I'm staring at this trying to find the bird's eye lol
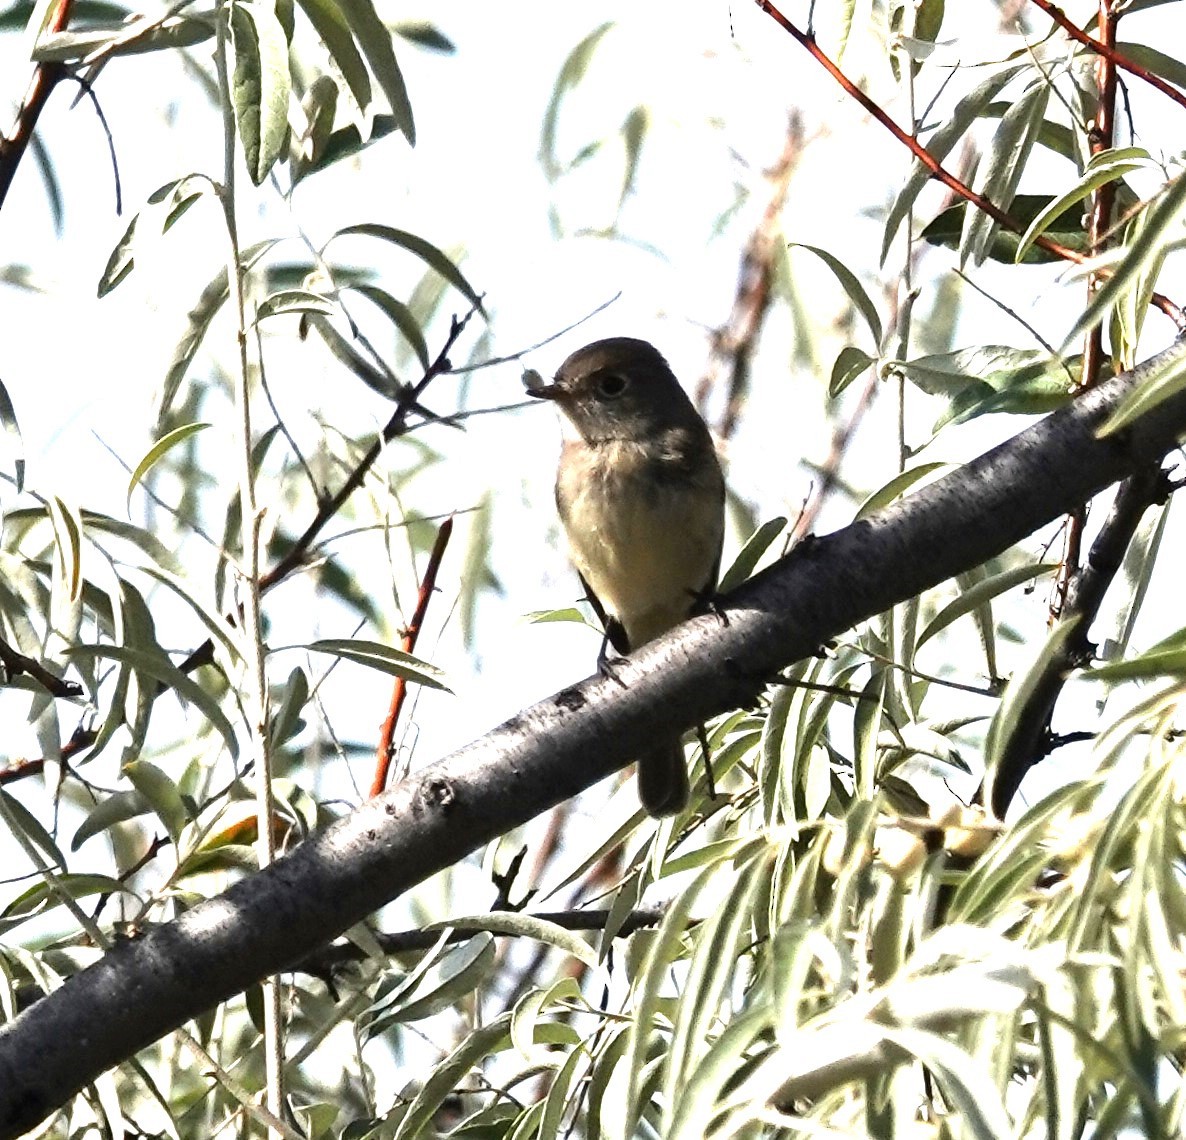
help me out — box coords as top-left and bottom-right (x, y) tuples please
(597, 373), (629, 399)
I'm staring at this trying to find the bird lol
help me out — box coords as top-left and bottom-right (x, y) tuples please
(529, 337), (726, 816)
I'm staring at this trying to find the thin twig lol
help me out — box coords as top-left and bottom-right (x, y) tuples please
(370, 515), (454, 797)
(751, 0), (1185, 330)
(1054, 1), (1120, 621)
(1028, 0), (1186, 114)
(0, 0), (72, 211)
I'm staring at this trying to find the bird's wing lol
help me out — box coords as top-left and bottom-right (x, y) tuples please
(578, 571), (631, 655)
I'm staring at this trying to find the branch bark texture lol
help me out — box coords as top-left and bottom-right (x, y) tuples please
(1, 337), (1185, 1136)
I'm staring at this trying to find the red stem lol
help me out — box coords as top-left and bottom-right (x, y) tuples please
(370, 515), (454, 797)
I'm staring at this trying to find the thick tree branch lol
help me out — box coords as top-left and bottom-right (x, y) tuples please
(1, 337), (1185, 1137)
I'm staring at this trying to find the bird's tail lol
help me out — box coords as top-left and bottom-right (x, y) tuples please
(637, 739), (690, 817)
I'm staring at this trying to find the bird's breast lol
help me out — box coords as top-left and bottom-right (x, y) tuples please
(556, 439), (723, 648)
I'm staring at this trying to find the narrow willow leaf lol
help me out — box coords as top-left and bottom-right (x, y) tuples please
(65, 643), (240, 758)
(292, 0), (369, 111)
(71, 790), (151, 851)
(1015, 149), (1151, 262)
(856, 463), (948, 519)
(540, 22), (613, 180)
(963, 80), (1050, 266)
(160, 239), (274, 425)
(34, 14), (213, 62)
(254, 289), (336, 321)
(718, 516), (787, 593)
(662, 854), (769, 1127)
(670, 1008), (770, 1140)
(365, 935), (495, 1032)
(790, 243), (883, 346)
(917, 563), (1057, 650)
(882, 63), (1025, 263)
(333, 0), (414, 143)
(349, 283), (429, 367)
(0, 378), (23, 492)
(1063, 171), (1186, 352)
(123, 759), (188, 842)
(853, 669), (886, 799)
(228, 0), (290, 185)
(2, 871), (133, 919)
(47, 495), (82, 602)
(0, 788), (67, 870)
(1097, 343), (1186, 437)
(829, 344), (875, 398)
(881, 1027), (1013, 1139)
(97, 177), (209, 296)
(538, 1041), (586, 1138)
(438, 913), (597, 967)
(391, 1014), (513, 1140)
(1115, 41), (1186, 91)
(332, 223), (481, 310)
(525, 606), (590, 626)
(511, 977), (583, 1058)
(302, 637), (450, 692)
(983, 621), (1080, 805)
(126, 422), (210, 511)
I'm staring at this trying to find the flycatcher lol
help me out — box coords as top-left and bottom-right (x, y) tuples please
(529, 337), (725, 816)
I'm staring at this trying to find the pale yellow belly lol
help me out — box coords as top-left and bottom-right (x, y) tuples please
(559, 443), (722, 648)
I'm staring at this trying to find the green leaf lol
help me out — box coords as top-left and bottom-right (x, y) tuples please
(525, 606), (590, 626)
(363, 934), (496, 1034)
(0, 377), (25, 492)
(292, 115), (404, 181)
(1115, 41), (1186, 93)
(71, 790), (152, 851)
(393, 21), (454, 53)
(301, 638), (450, 692)
(64, 643), (240, 759)
(333, 0), (414, 143)
(882, 63), (1026, 263)
(292, 0), (369, 111)
(1015, 149), (1152, 262)
(1063, 171), (1186, 352)
(790, 243), (882, 346)
(47, 495), (82, 602)
(229, 0), (290, 185)
(391, 1014), (514, 1140)
(126, 422), (211, 511)
(983, 620), (1080, 804)
(540, 22), (613, 180)
(922, 193), (1089, 264)
(331, 223), (482, 311)
(719, 517), (787, 593)
(829, 344), (875, 398)
(917, 563), (1057, 650)
(98, 177), (210, 297)
(254, 289), (336, 321)
(349, 283), (428, 368)
(122, 760), (189, 843)
(856, 463), (948, 520)
(962, 80), (1050, 266)
(2, 873), (133, 919)
(437, 912), (597, 968)
(160, 240), (275, 426)
(1096, 338), (1186, 437)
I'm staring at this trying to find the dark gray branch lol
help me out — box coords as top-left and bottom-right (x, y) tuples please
(990, 462), (1173, 815)
(1, 337), (1185, 1137)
